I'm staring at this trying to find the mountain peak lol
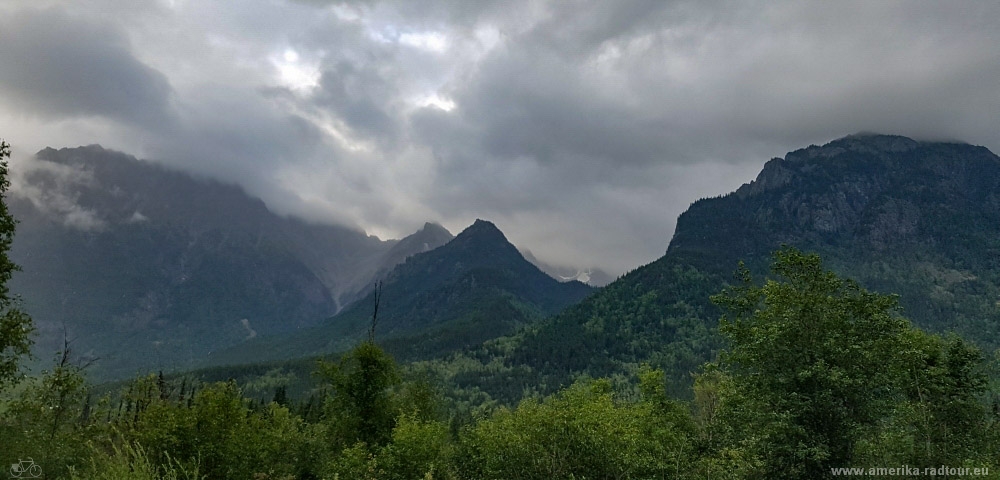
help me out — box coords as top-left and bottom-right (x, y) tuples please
(785, 133), (920, 162)
(420, 222), (451, 237)
(391, 222), (452, 252)
(431, 219), (524, 267)
(457, 219), (507, 241)
(735, 134), (994, 199)
(677, 135), (1000, 268)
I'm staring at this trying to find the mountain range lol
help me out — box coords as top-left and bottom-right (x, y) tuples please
(10, 134), (1000, 395)
(425, 134), (1000, 402)
(8, 146), (455, 378)
(208, 219), (593, 366)
(8, 145), (599, 379)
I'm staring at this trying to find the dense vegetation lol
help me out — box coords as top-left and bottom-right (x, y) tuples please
(3, 246), (998, 479)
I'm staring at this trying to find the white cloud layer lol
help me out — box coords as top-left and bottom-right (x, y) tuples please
(3, 0), (1000, 273)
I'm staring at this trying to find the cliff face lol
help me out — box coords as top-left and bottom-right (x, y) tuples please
(672, 134), (1000, 266)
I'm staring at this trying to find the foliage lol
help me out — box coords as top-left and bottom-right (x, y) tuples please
(706, 247), (998, 478)
(0, 346), (94, 478)
(125, 378), (319, 479)
(0, 140), (33, 392)
(318, 340), (402, 448)
(69, 442), (200, 480)
(456, 377), (694, 479)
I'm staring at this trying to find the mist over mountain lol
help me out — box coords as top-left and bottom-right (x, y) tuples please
(7, 145), (452, 378)
(519, 249), (615, 287)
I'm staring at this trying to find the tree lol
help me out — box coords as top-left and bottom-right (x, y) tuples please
(319, 285), (402, 449)
(457, 378), (695, 480)
(318, 340), (401, 448)
(710, 247), (910, 478)
(0, 139), (33, 391)
(1, 338), (91, 478)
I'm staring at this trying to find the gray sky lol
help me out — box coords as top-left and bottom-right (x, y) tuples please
(2, 0), (1000, 274)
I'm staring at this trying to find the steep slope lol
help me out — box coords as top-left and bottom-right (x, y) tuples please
(336, 222), (455, 308)
(208, 219), (594, 365)
(668, 133), (1000, 339)
(8, 145), (450, 379)
(446, 134), (1000, 401)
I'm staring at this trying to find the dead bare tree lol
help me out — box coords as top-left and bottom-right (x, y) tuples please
(368, 280), (383, 343)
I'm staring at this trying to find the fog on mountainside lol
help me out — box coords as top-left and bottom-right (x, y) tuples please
(7, 145), (453, 379)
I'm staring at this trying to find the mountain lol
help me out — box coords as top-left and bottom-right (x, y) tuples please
(336, 222), (454, 308)
(441, 134), (1000, 402)
(7, 145), (451, 379)
(207, 219), (594, 365)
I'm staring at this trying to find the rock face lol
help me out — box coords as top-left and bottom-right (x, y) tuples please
(7, 145), (451, 379)
(671, 134), (1000, 268)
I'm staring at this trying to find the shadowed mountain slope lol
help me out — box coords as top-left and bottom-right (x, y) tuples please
(442, 134), (1000, 401)
(8, 145), (451, 379)
(208, 219), (593, 365)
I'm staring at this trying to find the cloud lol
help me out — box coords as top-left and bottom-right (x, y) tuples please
(9, 155), (107, 231)
(4, 0), (1000, 273)
(0, 7), (174, 128)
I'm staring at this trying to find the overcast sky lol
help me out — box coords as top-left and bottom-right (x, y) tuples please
(2, 0), (1000, 274)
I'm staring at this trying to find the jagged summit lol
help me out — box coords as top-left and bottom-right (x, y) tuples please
(784, 133), (920, 162)
(405, 222), (453, 246)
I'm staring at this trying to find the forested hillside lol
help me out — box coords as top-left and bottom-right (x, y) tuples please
(4, 249), (996, 479)
(430, 134), (1000, 401)
(207, 219), (592, 366)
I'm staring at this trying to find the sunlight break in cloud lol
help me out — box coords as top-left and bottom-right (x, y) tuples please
(272, 48), (320, 93)
(4, 1), (1000, 275)
(420, 94), (456, 112)
(399, 31), (449, 53)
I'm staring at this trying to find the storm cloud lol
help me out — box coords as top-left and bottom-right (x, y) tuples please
(0, 7), (173, 127)
(2, 0), (1000, 273)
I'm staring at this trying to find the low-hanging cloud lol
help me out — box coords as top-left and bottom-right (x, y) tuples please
(3, 0), (1000, 273)
(9, 155), (108, 231)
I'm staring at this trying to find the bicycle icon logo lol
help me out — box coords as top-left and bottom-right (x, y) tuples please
(9, 458), (41, 478)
